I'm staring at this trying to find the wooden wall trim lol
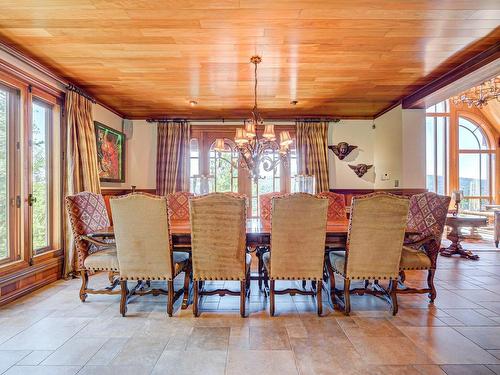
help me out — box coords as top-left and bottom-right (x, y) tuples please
(0, 255), (63, 307)
(330, 188), (427, 195)
(402, 42), (500, 110)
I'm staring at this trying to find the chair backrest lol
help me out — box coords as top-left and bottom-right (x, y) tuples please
(345, 193), (409, 280)
(270, 193), (328, 280)
(110, 193), (174, 280)
(259, 192), (286, 226)
(65, 191), (110, 271)
(317, 191), (347, 220)
(166, 191), (194, 221)
(406, 192), (451, 267)
(190, 193), (247, 281)
(407, 192), (451, 245)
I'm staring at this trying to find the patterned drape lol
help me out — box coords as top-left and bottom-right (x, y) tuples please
(156, 120), (191, 195)
(64, 90), (101, 277)
(296, 121), (330, 193)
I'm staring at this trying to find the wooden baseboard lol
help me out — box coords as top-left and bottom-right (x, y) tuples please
(0, 255), (63, 307)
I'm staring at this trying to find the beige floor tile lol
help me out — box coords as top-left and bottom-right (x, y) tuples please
(79, 316), (145, 338)
(151, 350), (226, 375)
(85, 338), (128, 366)
(348, 336), (434, 365)
(488, 365), (500, 374)
(413, 364), (447, 375)
(111, 337), (167, 367)
(339, 316), (405, 338)
(442, 309), (499, 326)
(400, 327), (500, 364)
(75, 365), (152, 375)
(0, 350), (31, 373)
(16, 350), (53, 366)
(249, 326), (290, 350)
(391, 309), (447, 327)
(3, 366), (81, 375)
(186, 327), (230, 351)
(226, 350), (298, 375)
(42, 337), (107, 365)
(440, 364), (496, 375)
(455, 327), (500, 350)
(0, 318), (90, 351)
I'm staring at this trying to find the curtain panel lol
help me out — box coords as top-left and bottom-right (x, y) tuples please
(63, 90), (101, 277)
(156, 120), (191, 195)
(296, 121), (330, 193)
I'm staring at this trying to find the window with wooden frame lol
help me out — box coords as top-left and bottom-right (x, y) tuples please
(425, 99), (498, 211)
(0, 70), (62, 272)
(190, 125), (296, 217)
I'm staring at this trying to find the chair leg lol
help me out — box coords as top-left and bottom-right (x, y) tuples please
(167, 280), (174, 317)
(193, 280), (199, 317)
(390, 279), (399, 316)
(182, 263), (192, 309)
(428, 269), (437, 303)
(326, 260), (337, 309)
(270, 280), (275, 317)
(344, 279), (351, 316)
(120, 280), (128, 317)
(302, 280), (307, 289)
(399, 270), (406, 283)
(108, 271), (115, 285)
(240, 280), (246, 318)
(257, 251), (263, 291)
(79, 270), (89, 302)
(317, 280), (323, 316)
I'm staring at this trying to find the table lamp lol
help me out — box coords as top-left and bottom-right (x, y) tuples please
(451, 190), (464, 216)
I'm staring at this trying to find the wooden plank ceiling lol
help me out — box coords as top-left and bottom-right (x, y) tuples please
(0, 0), (499, 119)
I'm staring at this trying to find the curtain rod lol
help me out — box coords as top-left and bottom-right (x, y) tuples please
(66, 83), (96, 103)
(146, 117), (341, 123)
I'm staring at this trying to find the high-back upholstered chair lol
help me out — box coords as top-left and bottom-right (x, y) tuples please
(263, 194), (328, 316)
(317, 191), (347, 220)
(66, 191), (120, 302)
(189, 193), (250, 317)
(326, 193), (409, 315)
(110, 193), (190, 317)
(259, 192), (286, 227)
(166, 191), (194, 221)
(398, 192), (451, 302)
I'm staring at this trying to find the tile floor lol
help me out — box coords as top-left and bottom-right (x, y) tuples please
(1, 240), (500, 374)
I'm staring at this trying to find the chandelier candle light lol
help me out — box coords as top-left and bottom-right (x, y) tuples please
(451, 76), (500, 108)
(214, 56), (292, 184)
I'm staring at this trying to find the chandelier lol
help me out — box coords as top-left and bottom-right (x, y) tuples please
(214, 56), (292, 184)
(451, 76), (500, 108)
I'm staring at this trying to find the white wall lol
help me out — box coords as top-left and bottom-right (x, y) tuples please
(328, 120), (375, 189)
(402, 109), (426, 188)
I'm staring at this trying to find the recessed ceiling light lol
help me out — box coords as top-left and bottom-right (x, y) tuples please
(189, 100), (198, 106)
(290, 100), (298, 105)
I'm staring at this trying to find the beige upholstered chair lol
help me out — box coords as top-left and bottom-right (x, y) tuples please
(189, 193), (250, 317)
(263, 193), (328, 316)
(66, 192), (120, 302)
(110, 193), (191, 317)
(326, 193), (409, 316)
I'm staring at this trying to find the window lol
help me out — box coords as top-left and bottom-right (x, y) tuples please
(31, 100), (51, 253)
(209, 139), (238, 193)
(250, 143), (281, 217)
(458, 117), (494, 211)
(426, 100), (449, 195)
(189, 138), (199, 193)
(0, 84), (19, 263)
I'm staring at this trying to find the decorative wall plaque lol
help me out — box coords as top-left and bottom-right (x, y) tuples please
(348, 164), (373, 178)
(328, 142), (357, 160)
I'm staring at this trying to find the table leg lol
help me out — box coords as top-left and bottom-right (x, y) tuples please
(440, 226), (479, 260)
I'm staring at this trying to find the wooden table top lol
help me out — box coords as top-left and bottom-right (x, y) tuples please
(89, 218), (419, 238)
(446, 215), (488, 226)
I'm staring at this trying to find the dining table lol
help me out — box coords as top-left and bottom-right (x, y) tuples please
(88, 218), (353, 248)
(87, 218), (419, 309)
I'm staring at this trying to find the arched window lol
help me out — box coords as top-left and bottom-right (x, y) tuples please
(458, 117), (495, 211)
(209, 139), (238, 193)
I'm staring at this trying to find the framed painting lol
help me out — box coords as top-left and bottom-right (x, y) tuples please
(95, 121), (125, 182)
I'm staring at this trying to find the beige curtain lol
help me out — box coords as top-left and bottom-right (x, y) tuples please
(296, 121), (330, 193)
(63, 90), (101, 277)
(156, 121), (191, 195)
